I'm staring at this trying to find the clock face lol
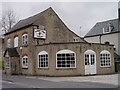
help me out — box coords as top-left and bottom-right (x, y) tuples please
(34, 29), (46, 39)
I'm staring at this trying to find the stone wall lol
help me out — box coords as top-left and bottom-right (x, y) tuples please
(34, 42), (115, 76)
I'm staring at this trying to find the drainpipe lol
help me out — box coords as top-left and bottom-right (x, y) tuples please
(99, 35), (102, 44)
(19, 47), (22, 75)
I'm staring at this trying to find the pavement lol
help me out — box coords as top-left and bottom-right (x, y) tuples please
(2, 72), (119, 88)
(35, 74), (119, 86)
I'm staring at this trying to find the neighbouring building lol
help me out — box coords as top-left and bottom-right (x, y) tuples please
(3, 7), (115, 76)
(84, 19), (120, 61)
(84, 4), (120, 62)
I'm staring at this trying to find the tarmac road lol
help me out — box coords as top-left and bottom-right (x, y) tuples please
(2, 73), (118, 89)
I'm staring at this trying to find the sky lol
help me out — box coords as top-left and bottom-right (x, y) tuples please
(0, 1), (119, 37)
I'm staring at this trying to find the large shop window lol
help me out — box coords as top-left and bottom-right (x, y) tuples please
(100, 50), (111, 67)
(56, 50), (76, 68)
(7, 38), (11, 48)
(38, 51), (48, 68)
(22, 56), (28, 68)
(22, 33), (28, 46)
(14, 36), (18, 47)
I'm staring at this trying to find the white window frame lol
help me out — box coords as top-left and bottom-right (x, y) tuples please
(22, 34), (28, 46)
(7, 38), (11, 48)
(22, 56), (28, 68)
(100, 50), (111, 67)
(84, 50), (96, 65)
(5, 57), (10, 68)
(56, 49), (76, 69)
(103, 23), (113, 34)
(103, 28), (110, 34)
(73, 37), (80, 42)
(38, 51), (48, 68)
(14, 36), (18, 47)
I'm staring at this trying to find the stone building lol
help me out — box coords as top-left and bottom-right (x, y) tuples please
(3, 7), (115, 76)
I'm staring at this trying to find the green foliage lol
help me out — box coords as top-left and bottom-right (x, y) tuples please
(0, 60), (4, 70)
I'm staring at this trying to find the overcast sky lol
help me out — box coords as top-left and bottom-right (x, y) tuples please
(0, 2), (118, 37)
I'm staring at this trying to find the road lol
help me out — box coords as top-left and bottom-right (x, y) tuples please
(2, 74), (119, 89)
(2, 79), (118, 88)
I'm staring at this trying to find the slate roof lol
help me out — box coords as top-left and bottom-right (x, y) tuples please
(4, 7), (86, 43)
(5, 7), (51, 35)
(85, 19), (120, 37)
(4, 48), (19, 57)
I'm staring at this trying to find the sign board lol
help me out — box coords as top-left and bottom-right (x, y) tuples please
(34, 29), (46, 39)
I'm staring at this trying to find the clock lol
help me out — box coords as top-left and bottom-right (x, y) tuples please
(34, 29), (46, 39)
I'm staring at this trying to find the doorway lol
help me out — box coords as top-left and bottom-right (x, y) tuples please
(84, 50), (96, 75)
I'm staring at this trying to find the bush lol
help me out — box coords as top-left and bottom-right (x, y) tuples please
(0, 60), (4, 70)
(0, 61), (2, 69)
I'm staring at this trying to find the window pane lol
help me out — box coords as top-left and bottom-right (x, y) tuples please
(85, 54), (89, 65)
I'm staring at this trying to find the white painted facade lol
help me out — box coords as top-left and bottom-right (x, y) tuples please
(84, 32), (119, 55)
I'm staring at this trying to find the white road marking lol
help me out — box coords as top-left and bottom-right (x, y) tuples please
(2, 80), (14, 84)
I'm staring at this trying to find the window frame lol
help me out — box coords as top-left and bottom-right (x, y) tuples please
(22, 33), (28, 46)
(38, 51), (49, 68)
(84, 50), (96, 66)
(100, 50), (111, 67)
(103, 23), (113, 34)
(73, 37), (80, 42)
(56, 49), (76, 69)
(22, 55), (28, 68)
(7, 38), (11, 48)
(14, 36), (18, 47)
(103, 27), (110, 34)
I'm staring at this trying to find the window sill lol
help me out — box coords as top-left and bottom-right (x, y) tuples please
(5, 67), (10, 69)
(22, 45), (28, 47)
(56, 67), (76, 70)
(22, 67), (28, 69)
(37, 67), (49, 70)
(100, 66), (111, 68)
(14, 46), (18, 48)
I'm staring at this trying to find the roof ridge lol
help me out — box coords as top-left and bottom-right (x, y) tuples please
(97, 18), (118, 24)
(5, 7), (54, 35)
(19, 7), (53, 22)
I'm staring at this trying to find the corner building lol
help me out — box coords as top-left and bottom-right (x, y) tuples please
(3, 7), (115, 76)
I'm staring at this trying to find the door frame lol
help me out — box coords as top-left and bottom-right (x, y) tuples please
(84, 50), (97, 75)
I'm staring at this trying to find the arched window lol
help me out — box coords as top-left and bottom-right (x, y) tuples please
(14, 35), (18, 47)
(38, 51), (48, 68)
(100, 50), (111, 67)
(7, 38), (11, 48)
(56, 49), (76, 68)
(22, 55), (28, 68)
(22, 33), (28, 46)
